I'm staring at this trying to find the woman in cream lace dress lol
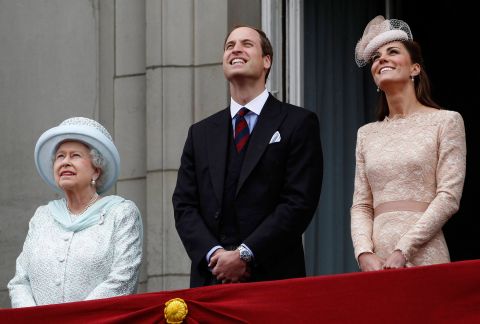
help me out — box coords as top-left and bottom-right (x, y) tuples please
(351, 16), (466, 271)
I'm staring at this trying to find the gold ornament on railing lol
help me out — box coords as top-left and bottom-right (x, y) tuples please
(164, 298), (188, 324)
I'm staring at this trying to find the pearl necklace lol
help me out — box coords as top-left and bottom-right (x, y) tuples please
(67, 192), (99, 217)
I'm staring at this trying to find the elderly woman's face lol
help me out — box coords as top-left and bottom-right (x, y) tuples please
(53, 141), (99, 192)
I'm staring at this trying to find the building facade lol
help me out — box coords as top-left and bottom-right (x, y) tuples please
(1, 0), (477, 309)
(0, 0), (265, 308)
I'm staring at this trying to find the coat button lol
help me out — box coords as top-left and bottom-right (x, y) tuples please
(55, 280), (62, 286)
(214, 211), (220, 219)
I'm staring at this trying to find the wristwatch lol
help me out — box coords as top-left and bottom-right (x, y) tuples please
(237, 245), (253, 263)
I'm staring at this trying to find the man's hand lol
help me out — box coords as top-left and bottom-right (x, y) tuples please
(211, 250), (250, 283)
(208, 248), (225, 269)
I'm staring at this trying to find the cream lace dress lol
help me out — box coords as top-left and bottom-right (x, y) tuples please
(351, 110), (466, 266)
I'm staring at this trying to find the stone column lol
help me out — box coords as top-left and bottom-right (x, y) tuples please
(145, 0), (228, 291)
(99, 0), (148, 292)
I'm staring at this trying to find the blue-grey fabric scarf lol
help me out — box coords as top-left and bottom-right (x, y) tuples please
(48, 195), (125, 232)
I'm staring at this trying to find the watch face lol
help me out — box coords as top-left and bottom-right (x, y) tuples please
(239, 248), (251, 262)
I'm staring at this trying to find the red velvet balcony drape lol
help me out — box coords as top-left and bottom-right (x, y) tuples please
(1, 259), (479, 323)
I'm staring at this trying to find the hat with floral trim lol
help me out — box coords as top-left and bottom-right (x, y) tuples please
(34, 117), (120, 194)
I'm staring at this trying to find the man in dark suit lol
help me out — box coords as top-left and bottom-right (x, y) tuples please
(172, 25), (323, 287)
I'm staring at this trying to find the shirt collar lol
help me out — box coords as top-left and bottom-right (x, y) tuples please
(230, 88), (269, 118)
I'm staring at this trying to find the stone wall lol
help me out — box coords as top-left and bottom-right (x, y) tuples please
(0, 0), (261, 308)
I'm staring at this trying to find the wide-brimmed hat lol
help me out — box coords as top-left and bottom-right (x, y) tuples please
(34, 117), (120, 194)
(355, 15), (413, 67)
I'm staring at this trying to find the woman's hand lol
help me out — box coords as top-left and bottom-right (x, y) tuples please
(358, 252), (384, 271)
(383, 250), (407, 269)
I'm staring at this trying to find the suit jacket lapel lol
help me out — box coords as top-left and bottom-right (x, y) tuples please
(236, 95), (287, 196)
(207, 108), (230, 204)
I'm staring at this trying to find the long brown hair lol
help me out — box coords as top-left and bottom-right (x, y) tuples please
(375, 40), (442, 121)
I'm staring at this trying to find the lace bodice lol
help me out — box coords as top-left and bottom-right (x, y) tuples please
(351, 110), (466, 263)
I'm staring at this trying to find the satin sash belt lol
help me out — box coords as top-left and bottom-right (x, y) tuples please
(374, 200), (429, 218)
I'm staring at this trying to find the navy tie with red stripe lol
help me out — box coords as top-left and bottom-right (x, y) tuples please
(234, 107), (250, 152)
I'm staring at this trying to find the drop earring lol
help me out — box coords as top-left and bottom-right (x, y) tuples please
(376, 86), (380, 92)
(91, 179), (96, 186)
(411, 76), (415, 82)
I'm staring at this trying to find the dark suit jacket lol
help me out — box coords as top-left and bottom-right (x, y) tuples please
(172, 94), (323, 287)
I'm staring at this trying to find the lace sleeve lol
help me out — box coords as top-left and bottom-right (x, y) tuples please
(395, 112), (466, 259)
(351, 126), (375, 260)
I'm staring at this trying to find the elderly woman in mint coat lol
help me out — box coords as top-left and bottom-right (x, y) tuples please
(8, 117), (143, 307)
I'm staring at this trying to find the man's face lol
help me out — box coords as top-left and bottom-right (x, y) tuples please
(223, 27), (271, 82)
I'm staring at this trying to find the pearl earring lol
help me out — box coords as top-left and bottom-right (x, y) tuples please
(411, 76), (415, 82)
(91, 179), (96, 186)
(376, 87), (380, 92)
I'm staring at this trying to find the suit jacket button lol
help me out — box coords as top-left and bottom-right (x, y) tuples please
(214, 211), (220, 219)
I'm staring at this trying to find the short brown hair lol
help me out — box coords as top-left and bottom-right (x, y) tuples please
(224, 25), (274, 83)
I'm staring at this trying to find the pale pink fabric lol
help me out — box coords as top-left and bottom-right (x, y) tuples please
(351, 110), (466, 266)
(374, 200), (429, 218)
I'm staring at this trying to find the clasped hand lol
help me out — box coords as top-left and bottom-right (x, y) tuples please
(209, 249), (251, 283)
(358, 250), (407, 271)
